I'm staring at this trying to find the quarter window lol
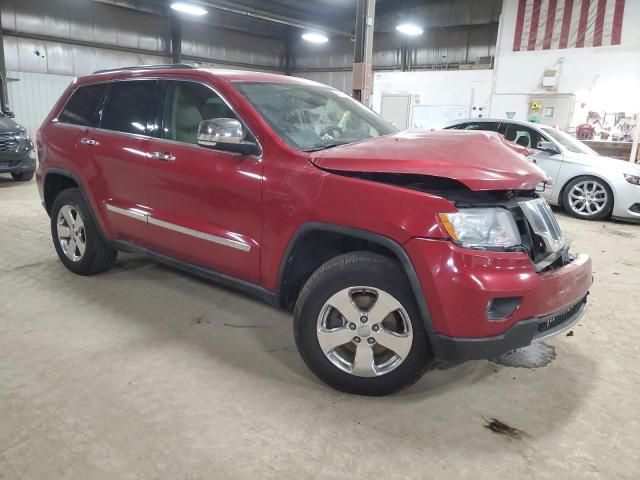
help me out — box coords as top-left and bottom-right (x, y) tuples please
(58, 84), (108, 127)
(100, 81), (158, 135)
(162, 81), (238, 145)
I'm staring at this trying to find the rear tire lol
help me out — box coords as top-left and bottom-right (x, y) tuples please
(562, 175), (613, 220)
(294, 252), (431, 396)
(50, 188), (117, 275)
(12, 171), (34, 182)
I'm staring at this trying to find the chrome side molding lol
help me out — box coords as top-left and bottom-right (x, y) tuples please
(105, 203), (250, 252)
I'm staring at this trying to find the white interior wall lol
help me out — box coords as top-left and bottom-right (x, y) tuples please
(490, 0), (640, 127)
(371, 69), (494, 128)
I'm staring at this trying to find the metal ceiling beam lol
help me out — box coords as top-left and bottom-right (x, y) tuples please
(196, 1), (353, 38)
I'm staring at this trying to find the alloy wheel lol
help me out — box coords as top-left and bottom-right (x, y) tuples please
(316, 286), (413, 377)
(568, 180), (608, 216)
(56, 205), (87, 262)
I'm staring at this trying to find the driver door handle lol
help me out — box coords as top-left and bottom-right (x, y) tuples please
(80, 137), (100, 146)
(149, 151), (176, 162)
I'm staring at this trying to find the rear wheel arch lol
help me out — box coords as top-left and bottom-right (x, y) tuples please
(276, 223), (435, 335)
(43, 168), (110, 241)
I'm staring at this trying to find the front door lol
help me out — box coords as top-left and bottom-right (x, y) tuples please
(501, 123), (563, 200)
(143, 80), (263, 283)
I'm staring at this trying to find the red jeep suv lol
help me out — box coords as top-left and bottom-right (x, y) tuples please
(36, 65), (592, 395)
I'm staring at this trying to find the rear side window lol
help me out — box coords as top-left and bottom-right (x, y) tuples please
(58, 84), (107, 126)
(100, 80), (158, 135)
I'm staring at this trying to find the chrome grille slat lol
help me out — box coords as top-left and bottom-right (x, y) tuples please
(518, 198), (566, 254)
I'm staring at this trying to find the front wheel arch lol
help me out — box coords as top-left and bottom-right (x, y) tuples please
(276, 223), (436, 337)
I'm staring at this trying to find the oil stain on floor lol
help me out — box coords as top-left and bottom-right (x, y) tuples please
(493, 342), (557, 368)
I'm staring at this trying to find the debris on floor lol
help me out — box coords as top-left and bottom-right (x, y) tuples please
(483, 417), (527, 439)
(566, 330), (574, 337)
(493, 342), (556, 368)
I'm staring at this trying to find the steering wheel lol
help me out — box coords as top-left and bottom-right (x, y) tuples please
(320, 125), (343, 139)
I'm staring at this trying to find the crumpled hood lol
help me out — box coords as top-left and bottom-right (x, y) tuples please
(309, 130), (550, 191)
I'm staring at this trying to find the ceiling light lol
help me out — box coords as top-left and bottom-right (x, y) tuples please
(396, 23), (424, 36)
(302, 32), (329, 44)
(170, 2), (208, 16)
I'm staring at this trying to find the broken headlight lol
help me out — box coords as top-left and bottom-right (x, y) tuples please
(438, 208), (521, 249)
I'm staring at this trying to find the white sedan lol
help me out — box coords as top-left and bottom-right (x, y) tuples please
(444, 118), (640, 222)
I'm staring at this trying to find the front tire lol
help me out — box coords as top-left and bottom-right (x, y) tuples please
(562, 175), (613, 220)
(294, 252), (431, 396)
(50, 188), (117, 275)
(12, 171), (34, 182)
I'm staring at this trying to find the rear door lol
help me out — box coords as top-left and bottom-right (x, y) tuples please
(78, 80), (160, 244)
(142, 79), (263, 283)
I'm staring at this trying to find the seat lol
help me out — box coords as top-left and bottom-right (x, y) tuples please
(514, 132), (531, 147)
(174, 104), (203, 144)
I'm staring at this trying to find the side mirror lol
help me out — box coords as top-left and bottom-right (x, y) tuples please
(4, 110), (15, 118)
(537, 141), (560, 155)
(197, 118), (260, 156)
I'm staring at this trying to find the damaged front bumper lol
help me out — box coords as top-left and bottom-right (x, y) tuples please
(404, 238), (592, 364)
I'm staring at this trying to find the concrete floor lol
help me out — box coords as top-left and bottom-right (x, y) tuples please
(1, 176), (639, 480)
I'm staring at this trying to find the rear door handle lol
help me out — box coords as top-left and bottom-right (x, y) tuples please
(149, 151), (176, 162)
(80, 137), (100, 146)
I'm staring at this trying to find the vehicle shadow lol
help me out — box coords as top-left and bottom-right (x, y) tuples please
(51, 251), (597, 443)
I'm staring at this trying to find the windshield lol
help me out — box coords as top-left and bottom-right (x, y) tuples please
(234, 82), (397, 151)
(540, 126), (598, 155)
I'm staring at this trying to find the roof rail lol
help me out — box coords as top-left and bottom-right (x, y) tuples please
(93, 64), (196, 74)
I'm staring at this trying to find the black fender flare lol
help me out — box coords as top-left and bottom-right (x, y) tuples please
(276, 222), (436, 337)
(43, 167), (111, 242)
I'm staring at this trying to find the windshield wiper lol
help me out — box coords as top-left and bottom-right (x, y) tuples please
(302, 143), (338, 152)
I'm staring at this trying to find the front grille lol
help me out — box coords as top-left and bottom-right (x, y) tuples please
(537, 297), (586, 333)
(0, 133), (19, 153)
(509, 198), (567, 268)
(518, 198), (565, 253)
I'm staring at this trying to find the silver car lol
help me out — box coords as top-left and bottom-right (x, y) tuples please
(444, 118), (640, 222)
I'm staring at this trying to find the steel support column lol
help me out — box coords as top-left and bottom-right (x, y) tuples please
(0, 8), (8, 112)
(631, 112), (640, 164)
(170, 14), (182, 64)
(352, 0), (375, 106)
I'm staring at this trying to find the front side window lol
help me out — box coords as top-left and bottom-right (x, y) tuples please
(58, 84), (108, 127)
(162, 81), (238, 145)
(100, 81), (157, 135)
(234, 82), (397, 151)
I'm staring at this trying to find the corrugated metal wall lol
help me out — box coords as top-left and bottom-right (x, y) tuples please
(0, 0), (286, 76)
(6, 71), (73, 136)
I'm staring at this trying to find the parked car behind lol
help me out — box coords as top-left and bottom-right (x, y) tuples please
(36, 67), (592, 395)
(444, 119), (640, 222)
(0, 110), (36, 182)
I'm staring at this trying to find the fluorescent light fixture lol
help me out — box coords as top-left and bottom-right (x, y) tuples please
(170, 2), (208, 16)
(302, 32), (329, 44)
(396, 23), (424, 36)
